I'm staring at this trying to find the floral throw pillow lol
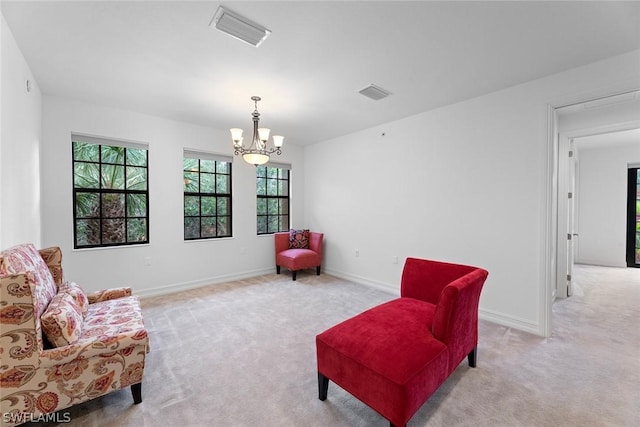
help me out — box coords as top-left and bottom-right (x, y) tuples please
(289, 229), (310, 249)
(0, 243), (58, 319)
(60, 281), (89, 318)
(41, 291), (83, 347)
(38, 246), (64, 287)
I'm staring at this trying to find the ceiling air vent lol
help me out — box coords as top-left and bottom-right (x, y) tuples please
(210, 6), (271, 47)
(359, 84), (391, 101)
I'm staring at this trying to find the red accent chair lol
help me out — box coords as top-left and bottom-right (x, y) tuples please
(316, 258), (488, 427)
(274, 231), (323, 281)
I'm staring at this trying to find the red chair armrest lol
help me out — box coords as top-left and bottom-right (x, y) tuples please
(309, 232), (324, 256)
(274, 232), (290, 255)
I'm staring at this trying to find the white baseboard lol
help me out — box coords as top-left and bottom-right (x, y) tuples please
(575, 260), (627, 268)
(323, 268), (397, 295)
(327, 268), (544, 336)
(136, 267), (274, 298)
(479, 308), (542, 336)
(136, 267), (545, 337)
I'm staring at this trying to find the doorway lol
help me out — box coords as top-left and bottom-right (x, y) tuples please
(546, 90), (640, 336)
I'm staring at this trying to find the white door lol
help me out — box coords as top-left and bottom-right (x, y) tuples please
(556, 135), (575, 299)
(566, 139), (576, 297)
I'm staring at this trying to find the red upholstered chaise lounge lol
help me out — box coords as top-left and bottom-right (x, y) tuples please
(316, 257), (489, 427)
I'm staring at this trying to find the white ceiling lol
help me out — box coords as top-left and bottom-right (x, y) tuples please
(2, 1), (639, 146)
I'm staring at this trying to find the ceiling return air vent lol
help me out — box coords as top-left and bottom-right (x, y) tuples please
(210, 6), (271, 47)
(359, 84), (391, 101)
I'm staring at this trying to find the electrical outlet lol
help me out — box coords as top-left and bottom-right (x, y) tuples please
(144, 257), (151, 266)
(355, 249), (360, 257)
(392, 256), (398, 264)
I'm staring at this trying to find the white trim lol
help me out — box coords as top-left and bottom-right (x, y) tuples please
(183, 148), (233, 163)
(554, 89), (639, 111)
(560, 120), (640, 140)
(72, 243), (150, 253)
(135, 267), (542, 335)
(479, 308), (542, 336)
(71, 132), (148, 150)
(323, 268), (397, 295)
(136, 267), (273, 298)
(542, 104), (557, 338)
(183, 236), (235, 244)
(297, 268), (543, 333)
(265, 161), (291, 170)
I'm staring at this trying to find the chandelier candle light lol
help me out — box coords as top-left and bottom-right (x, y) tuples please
(231, 96), (284, 166)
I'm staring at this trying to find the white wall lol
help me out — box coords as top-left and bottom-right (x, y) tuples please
(575, 142), (640, 267)
(304, 50), (640, 336)
(41, 96), (304, 295)
(0, 12), (42, 249)
(5, 3), (640, 335)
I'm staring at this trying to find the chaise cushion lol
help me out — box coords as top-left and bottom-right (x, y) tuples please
(81, 295), (148, 347)
(41, 291), (84, 347)
(316, 297), (449, 426)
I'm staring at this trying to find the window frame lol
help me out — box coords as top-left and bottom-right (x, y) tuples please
(256, 163), (290, 235)
(183, 150), (233, 240)
(72, 134), (149, 249)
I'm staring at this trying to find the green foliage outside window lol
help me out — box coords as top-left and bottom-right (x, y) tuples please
(73, 140), (148, 248)
(183, 157), (232, 239)
(257, 165), (289, 234)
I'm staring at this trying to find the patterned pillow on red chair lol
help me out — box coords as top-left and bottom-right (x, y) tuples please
(289, 229), (310, 249)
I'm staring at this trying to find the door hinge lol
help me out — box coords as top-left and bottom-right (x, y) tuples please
(568, 150), (574, 157)
(568, 192), (573, 199)
(566, 274), (571, 281)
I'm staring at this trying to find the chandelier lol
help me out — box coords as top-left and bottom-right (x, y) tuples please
(230, 96), (284, 166)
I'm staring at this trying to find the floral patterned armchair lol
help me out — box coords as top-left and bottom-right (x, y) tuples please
(0, 244), (149, 426)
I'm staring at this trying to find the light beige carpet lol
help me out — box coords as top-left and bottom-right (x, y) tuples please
(24, 265), (640, 426)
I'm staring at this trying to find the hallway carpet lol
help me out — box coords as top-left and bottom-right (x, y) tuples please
(25, 265), (640, 426)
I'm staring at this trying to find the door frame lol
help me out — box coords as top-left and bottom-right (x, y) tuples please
(544, 89), (640, 337)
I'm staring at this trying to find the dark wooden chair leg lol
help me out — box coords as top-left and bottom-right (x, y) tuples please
(292, 271), (297, 281)
(316, 265), (321, 275)
(276, 265), (281, 274)
(131, 382), (142, 404)
(467, 346), (477, 368)
(318, 372), (329, 401)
